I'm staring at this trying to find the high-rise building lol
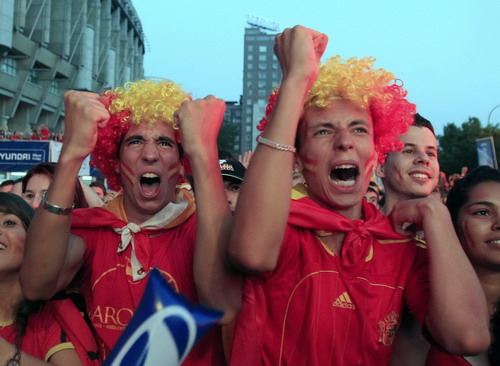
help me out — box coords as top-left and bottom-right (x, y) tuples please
(0, 0), (145, 135)
(240, 26), (281, 153)
(224, 100), (242, 154)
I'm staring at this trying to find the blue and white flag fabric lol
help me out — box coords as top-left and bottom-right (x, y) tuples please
(103, 268), (223, 366)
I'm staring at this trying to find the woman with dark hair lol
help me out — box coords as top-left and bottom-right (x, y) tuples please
(427, 165), (500, 365)
(0, 192), (85, 365)
(22, 162), (102, 209)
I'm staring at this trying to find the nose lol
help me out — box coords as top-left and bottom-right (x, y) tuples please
(334, 129), (353, 152)
(492, 217), (500, 231)
(141, 141), (159, 162)
(414, 150), (430, 166)
(33, 196), (42, 209)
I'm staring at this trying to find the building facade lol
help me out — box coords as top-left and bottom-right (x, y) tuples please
(0, 0), (145, 136)
(240, 27), (281, 153)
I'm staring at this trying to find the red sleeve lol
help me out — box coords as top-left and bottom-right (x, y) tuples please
(32, 305), (75, 361)
(404, 242), (430, 326)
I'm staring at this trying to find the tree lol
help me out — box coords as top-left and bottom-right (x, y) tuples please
(217, 119), (239, 158)
(438, 117), (499, 176)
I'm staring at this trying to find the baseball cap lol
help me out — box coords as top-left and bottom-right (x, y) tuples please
(219, 160), (246, 182)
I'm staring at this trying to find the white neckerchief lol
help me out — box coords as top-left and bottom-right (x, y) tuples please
(113, 191), (189, 281)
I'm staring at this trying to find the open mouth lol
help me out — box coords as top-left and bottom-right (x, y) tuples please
(486, 239), (500, 245)
(330, 164), (358, 186)
(140, 173), (161, 197)
(0, 243), (6, 250)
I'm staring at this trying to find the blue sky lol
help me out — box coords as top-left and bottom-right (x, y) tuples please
(133, 0), (500, 135)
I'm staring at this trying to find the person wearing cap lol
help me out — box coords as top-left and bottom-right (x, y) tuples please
(19, 81), (240, 364)
(219, 159), (246, 213)
(227, 25), (489, 365)
(365, 180), (381, 209)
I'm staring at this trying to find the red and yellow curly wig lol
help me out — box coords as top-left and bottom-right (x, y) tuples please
(91, 80), (191, 191)
(258, 56), (416, 163)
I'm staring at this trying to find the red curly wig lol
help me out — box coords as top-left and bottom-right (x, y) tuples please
(91, 80), (191, 191)
(257, 56), (416, 163)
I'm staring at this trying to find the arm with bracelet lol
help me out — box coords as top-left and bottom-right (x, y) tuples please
(20, 91), (106, 300)
(229, 26), (328, 272)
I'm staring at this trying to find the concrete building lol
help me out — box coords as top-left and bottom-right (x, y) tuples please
(224, 100), (242, 154)
(0, 0), (145, 136)
(240, 26), (281, 153)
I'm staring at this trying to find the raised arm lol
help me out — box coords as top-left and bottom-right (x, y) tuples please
(20, 91), (109, 300)
(389, 198), (491, 354)
(176, 96), (241, 324)
(228, 26), (328, 272)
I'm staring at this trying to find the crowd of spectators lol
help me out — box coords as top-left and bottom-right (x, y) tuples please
(0, 124), (64, 142)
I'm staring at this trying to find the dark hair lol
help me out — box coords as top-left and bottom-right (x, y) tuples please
(89, 181), (107, 196)
(22, 162), (89, 208)
(446, 166), (500, 226)
(0, 193), (41, 345)
(0, 192), (34, 230)
(413, 113), (435, 136)
(0, 180), (15, 188)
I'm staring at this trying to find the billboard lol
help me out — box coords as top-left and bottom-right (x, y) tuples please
(475, 136), (498, 169)
(0, 141), (49, 172)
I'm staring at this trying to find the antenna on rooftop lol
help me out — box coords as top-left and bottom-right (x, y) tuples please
(246, 14), (281, 32)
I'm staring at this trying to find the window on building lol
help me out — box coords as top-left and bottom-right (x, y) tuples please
(246, 81), (253, 88)
(259, 45), (267, 52)
(246, 125), (252, 132)
(28, 70), (39, 85)
(248, 54), (253, 61)
(258, 54), (267, 61)
(247, 72), (253, 79)
(272, 63), (279, 70)
(1, 58), (18, 76)
(258, 62), (267, 70)
(246, 117), (252, 123)
(258, 72), (266, 79)
(248, 45), (254, 52)
(258, 90), (267, 97)
(246, 107), (252, 114)
(272, 72), (279, 79)
(49, 80), (59, 94)
(258, 99), (266, 105)
(258, 81), (266, 88)
(247, 89), (253, 96)
(247, 63), (253, 70)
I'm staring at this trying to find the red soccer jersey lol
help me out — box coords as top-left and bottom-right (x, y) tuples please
(0, 303), (74, 362)
(71, 206), (224, 365)
(231, 197), (429, 366)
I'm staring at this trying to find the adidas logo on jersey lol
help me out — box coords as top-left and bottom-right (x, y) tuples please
(333, 291), (356, 310)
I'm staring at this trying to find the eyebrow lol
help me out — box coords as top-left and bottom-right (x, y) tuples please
(467, 201), (495, 208)
(308, 120), (370, 130)
(124, 135), (176, 144)
(403, 143), (437, 150)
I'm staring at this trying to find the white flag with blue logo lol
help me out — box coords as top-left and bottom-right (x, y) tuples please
(103, 268), (222, 366)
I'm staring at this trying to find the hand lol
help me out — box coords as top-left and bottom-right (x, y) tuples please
(274, 25), (328, 89)
(238, 150), (253, 168)
(388, 197), (448, 236)
(174, 95), (226, 159)
(61, 90), (110, 161)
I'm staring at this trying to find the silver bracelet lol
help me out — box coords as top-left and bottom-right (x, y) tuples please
(41, 191), (74, 215)
(256, 135), (296, 153)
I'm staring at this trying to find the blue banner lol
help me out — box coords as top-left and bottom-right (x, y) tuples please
(0, 141), (49, 172)
(103, 268), (222, 366)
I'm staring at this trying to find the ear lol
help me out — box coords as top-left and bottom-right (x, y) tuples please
(294, 155), (304, 173)
(375, 161), (385, 178)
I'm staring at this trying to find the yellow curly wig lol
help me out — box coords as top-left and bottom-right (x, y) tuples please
(105, 79), (190, 127)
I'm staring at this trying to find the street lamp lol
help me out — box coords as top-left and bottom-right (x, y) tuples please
(487, 104), (500, 125)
